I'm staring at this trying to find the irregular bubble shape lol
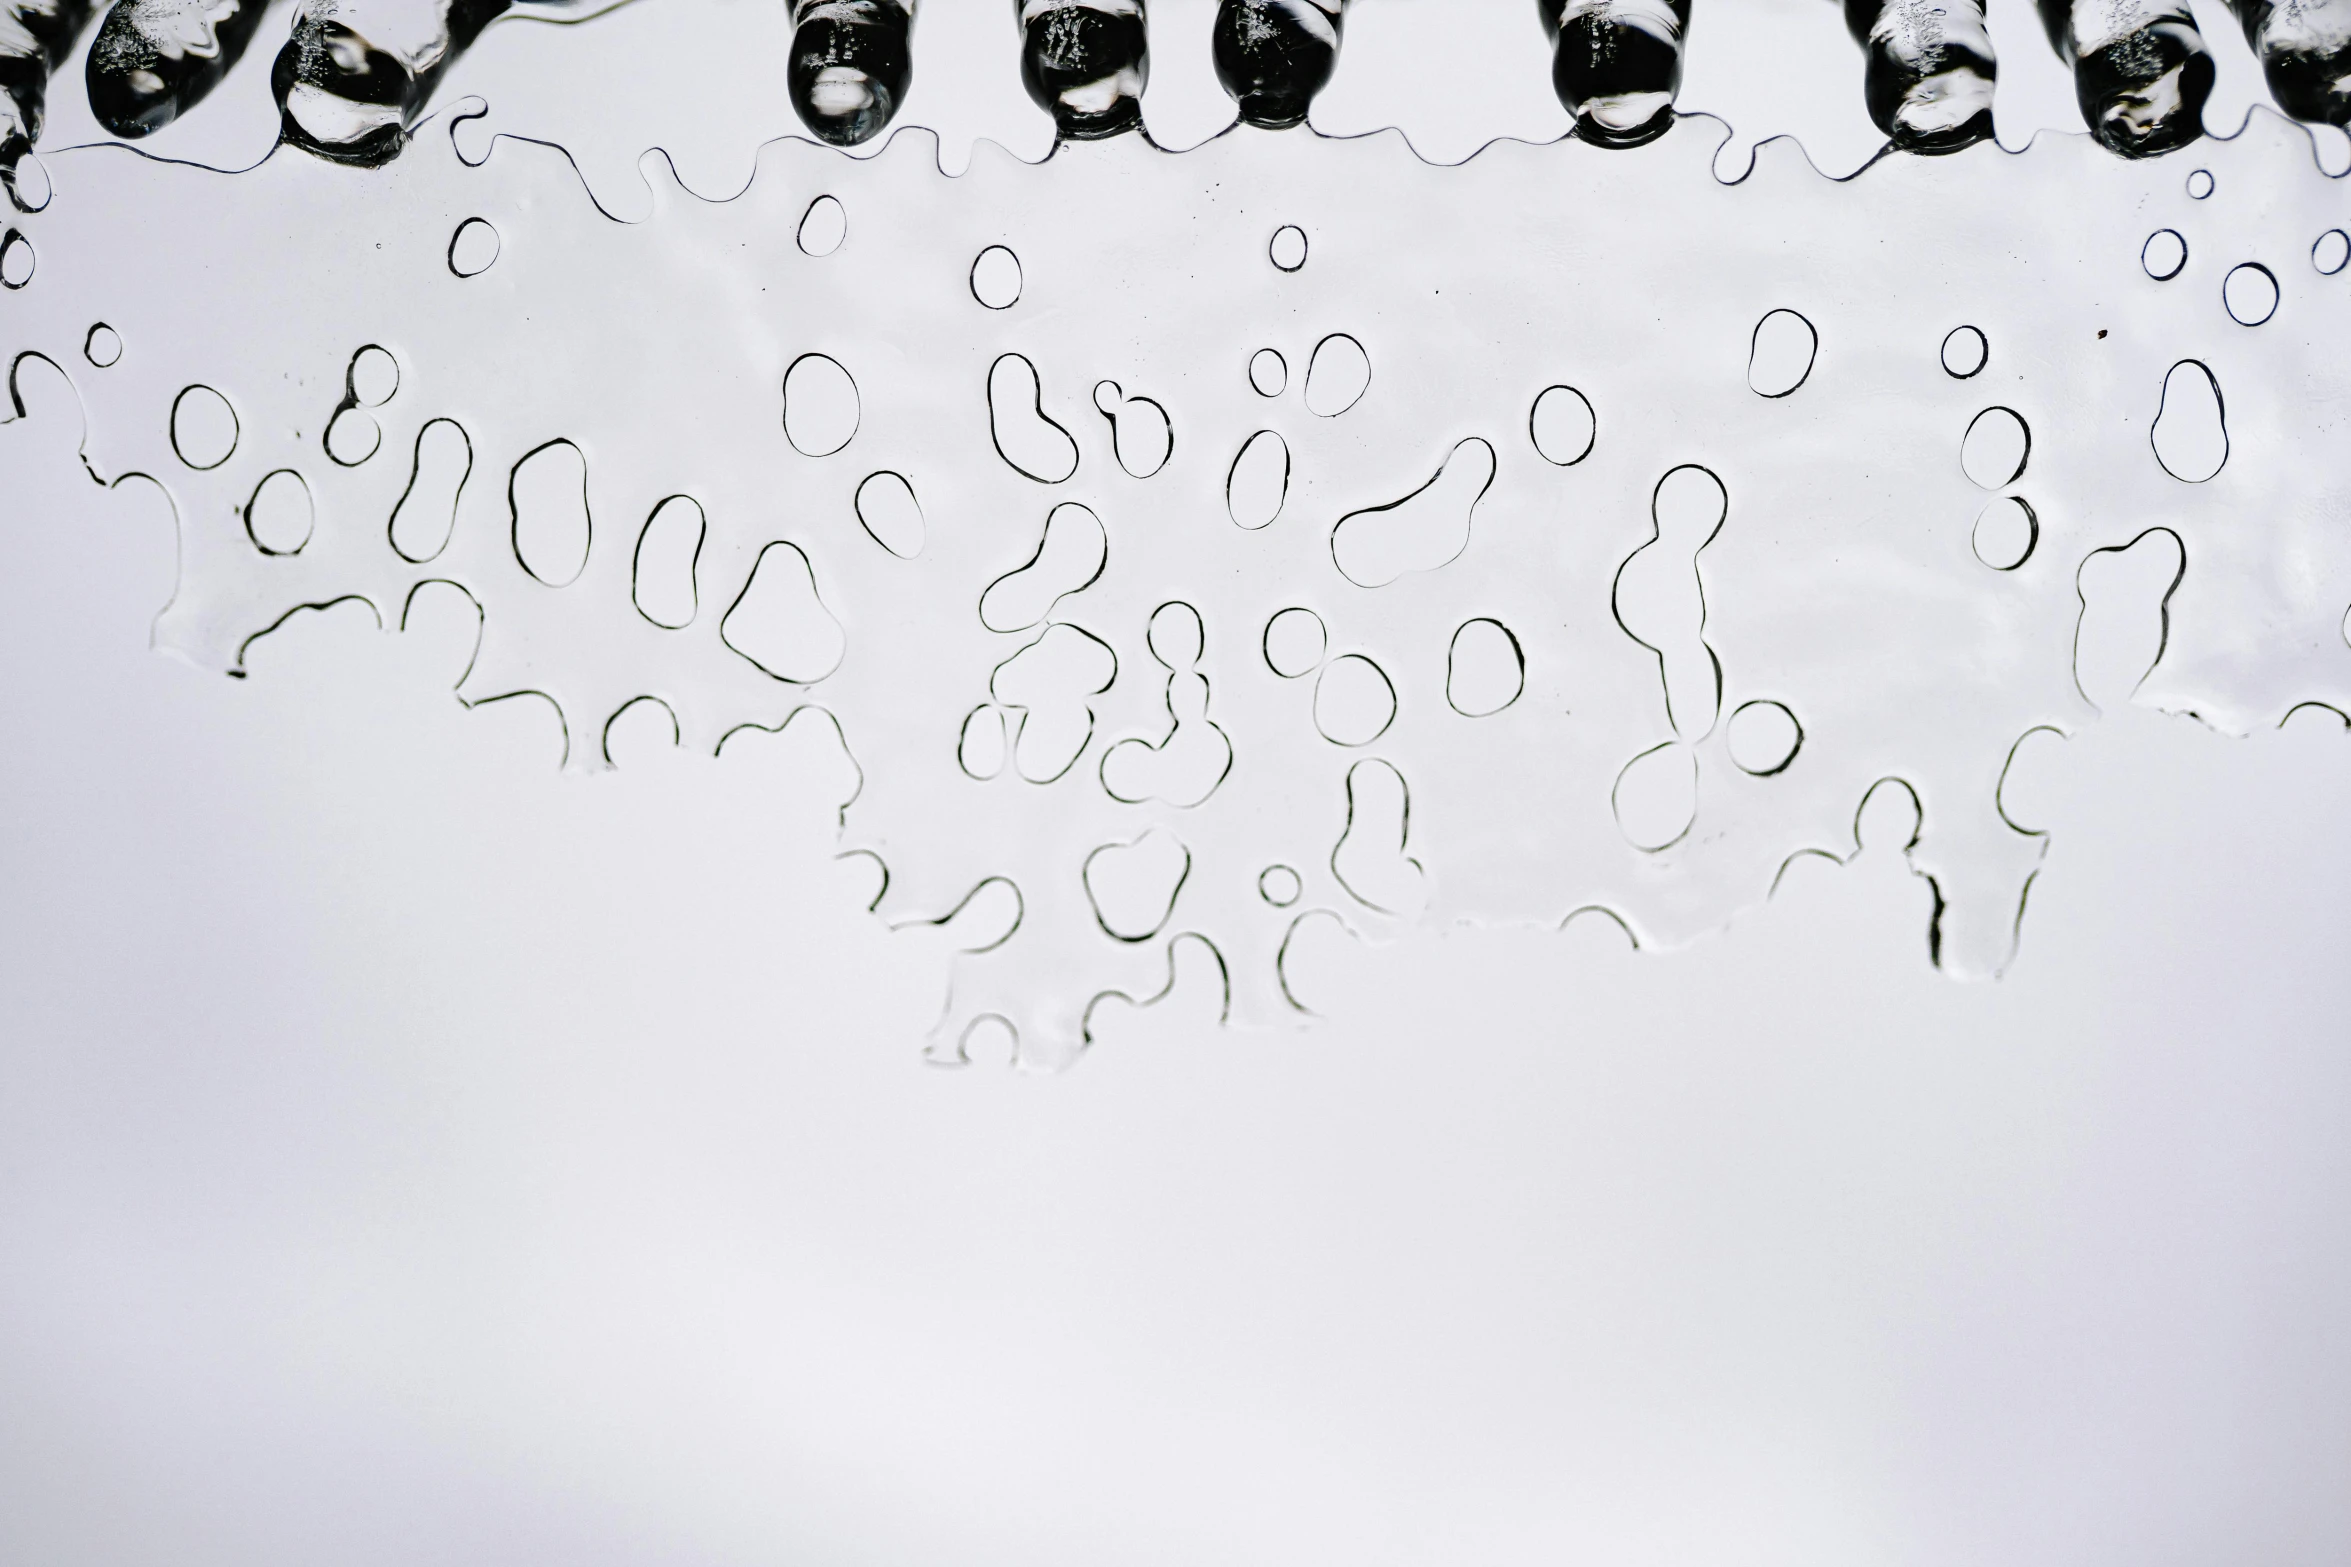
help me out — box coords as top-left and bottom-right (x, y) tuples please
(0, 229), (31, 290)
(1940, 325), (1987, 379)
(2151, 360), (2227, 483)
(1613, 465), (1728, 740)
(1093, 381), (1172, 479)
(987, 353), (1078, 482)
(1100, 602), (1231, 808)
(1258, 865), (1302, 907)
(854, 470), (924, 558)
(170, 385), (238, 470)
(2223, 263), (2278, 326)
(602, 696), (681, 767)
(1961, 407), (2030, 489)
(1226, 430), (1290, 530)
(2317, 229), (2350, 276)
(970, 245), (1022, 309)
(1313, 653), (1397, 746)
(1746, 308), (1817, 398)
(632, 495), (705, 630)
(797, 195), (847, 258)
(1446, 618), (1524, 716)
(722, 540), (845, 683)
(388, 419), (471, 564)
(83, 324), (122, 369)
(1529, 384), (1595, 465)
(981, 502), (1107, 633)
(448, 218), (500, 278)
(2142, 228), (2188, 281)
(958, 704), (1010, 781)
(348, 346), (399, 407)
(1332, 437), (1495, 588)
(2075, 528), (2186, 708)
(1725, 699), (1801, 776)
(244, 469), (314, 556)
(1268, 224), (1308, 271)
(1613, 741), (1698, 852)
(1082, 828), (1191, 941)
(325, 406), (381, 465)
(1332, 759), (1424, 918)
(1262, 607), (1325, 678)
(1302, 332), (1370, 417)
(509, 438), (592, 587)
(2187, 168), (2214, 199)
(1971, 495), (2039, 571)
(991, 624), (1118, 784)
(782, 352), (860, 458)
(1248, 348), (1286, 397)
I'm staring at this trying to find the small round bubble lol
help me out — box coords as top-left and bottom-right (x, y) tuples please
(2223, 263), (2278, 326)
(1258, 865), (1302, 907)
(448, 218), (500, 278)
(83, 324), (122, 368)
(2186, 168), (2213, 199)
(970, 245), (1022, 309)
(2315, 229), (2350, 276)
(1268, 224), (1308, 272)
(1940, 325), (1987, 379)
(2142, 229), (2187, 281)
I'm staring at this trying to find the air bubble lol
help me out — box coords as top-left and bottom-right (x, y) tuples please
(324, 407), (381, 465)
(2142, 229), (2187, 281)
(1726, 700), (1801, 776)
(1226, 429), (1289, 530)
(1613, 741), (1697, 852)
(2151, 360), (2227, 483)
(448, 218), (500, 277)
(971, 245), (1022, 309)
(991, 625), (1117, 783)
(2316, 229), (2350, 276)
(1082, 829), (1190, 942)
(1746, 308), (1817, 398)
(723, 541), (845, 683)
(1248, 348), (1287, 397)
(782, 353), (860, 457)
(1303, 333), (1371, 417)
(1970, 495), (2038, 570)
(1332, 759), (1423, 917)
(0, 228), (31, 289)
(633, 495), (705, 629)
(1332, 437), (1494, 588)
(1940, 325), (1987, 379)
(854, 471), (924, 558)
(348, 345), (399, 406)
(986, 353), (1078, 482)
(1263, 607), (1325, 678)
(1313, 654), (1397, 746)
(1446, 619), (1524, 716)
(3, 151), (49, 213)
(1268, 224), (1307, 271)
(510, 439), (592, 587)
(1093, 381), (1173, 478)
(2186, 167), (2214, 199)
(1529, 385), (1595, 466)
(244, 470), (315, 556)
(170, 385), (239, 470)
(83, 324), (122, 369)
(981, 503), (1107, 633)
(1961, 407), (2030, 489)
(797, 195), (847, 257)
(2223, 263), (2278, 326)
(389, 419), (471, 564)
(959, 705), (1009, 780)
(1258, 865), (1302, 907)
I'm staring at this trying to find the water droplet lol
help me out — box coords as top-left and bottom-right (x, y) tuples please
(244, 469), (314, 556)
(1961, 406), (2030, 490)
(448, 217), (500, 278)
(1268, 224), (1307, 271)
(723, 540), (845, 683)
(1302, 332), (1370, 417)
(797, 194), (846, 257)
(2185, 167), (2214, 199)
(986, 353), (1078, 482)
(1263, 607), (1325, 678)
(1940, 325), (1987, 379)
(1970, 495), (2039, 571)
(83, 324), (122, 369)
(854, 470), (923, 558)
(1332, 437), (1494, 588)
(1613, 741), (1698, 852)
(1092, 380), (1173, 478)
(1529, 384), (1595, 465)
(1726, 700), (1801, 775)
(348, 345), (399, 407)
(981, 502), (1107, 633)
(0, 228), (32, 289)
(959, 705), (1009, 780)
(170, 385), (238, 470)
(971, 244), (1022, 309)
(1446, 618), (1524, 716)
(1746, 308), (1817, 398)
(1226, 429), (1289, 530)
(1083, 828), (1190, 941)
(632, 495), (705, 629)
(1258, 864), (1302, 907)
(2315, 229), (2350, 276)
(782, 352), (860, 457)
(2223, 262), (2277, 326)
(324, 407), (381, 465)
(2150, 360), (2227, 483)
(1313, 653), (1397, 746)
(2142, 228), (2187, 281)
(510, 439), (592, 587)
(388, 419), (471, 564)
(1248, 348), (1286, 397)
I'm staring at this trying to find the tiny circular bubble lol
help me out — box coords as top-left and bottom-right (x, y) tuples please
(2142, 229), (2187, 281)
(244, 469), (315, 556)
(1746, 309), (1817, 398)
(1961, 406), (2030, 489)
(781, 353), (860, 457)
(2316, 229), (2350, 276)
(448, 217), (500, 278)
(1248, 348), (1287, 397)
(171, 385), (239, 470)
(1258, 865), (1302, 907)
(0, 228), (32, 289)
(325, 407), (381, 466)
(1262, 606), (1326, 678)
(1529, 385), (1596, 465)
(971, 245), (1022, 309)
(1970, 495), (2038, 571)
(2223, 262), (2278, 326)
(1268, 224), (1308, 272)
(349, 345), (399, 407)
(2186, 167), (2213, 199)
(1303, 333), (1370, 417)
(1940, 325), (1987, 378)
(796, 194), (846, 257)
(1726, 700), (1802, 776)
(83, 323), (122, 368)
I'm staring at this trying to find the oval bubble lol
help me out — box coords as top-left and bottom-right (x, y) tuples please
(1613, 741), (1697, 852)
(244, 469), (314, 556)
(1529, 384), (1595, 466)
(797, 194), (846, 257)
(171, 385), (238, 470)
(1313, 653), (1396, 746)
(782, 352), (859, 457)
(0, 228), (31, 289)
(1746, 308), (1817, 398)
(1971, 495), (2039, 570)
(1263, 607), (1325, 678)
(959, 705), (1008, 781)
(1940, 325), (1987, 379)
(971, 245), (1022, 309)
(855, 470), (924, 558)
(1268, 224), (1307, 272)
(510, 438), (592, 587)
(1258, 864), (1302, 907)
(1961, 406), (2030, 489)
(2186, 167), (2213, 199)
(348, 344), (399, 406)
(633, 494), (704, 629)
(2223, 262), (2278, 326)
(1227, 429), (1289, 530)
(324, 407), (381, 466)
(448, 217), (500, 277)
(1446, 618), (1524, 716)
(2151, 360), (2227, 483)
(5, 151), (49, 211)
(83, 323), (122, 368)
(2316, 229), (2350, 276)
(1303, 333), (1370, 417)
(1726, 700), (1802, 776)
(1248, 348), (1286, 397)
(2142, 228), (2187, 281)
